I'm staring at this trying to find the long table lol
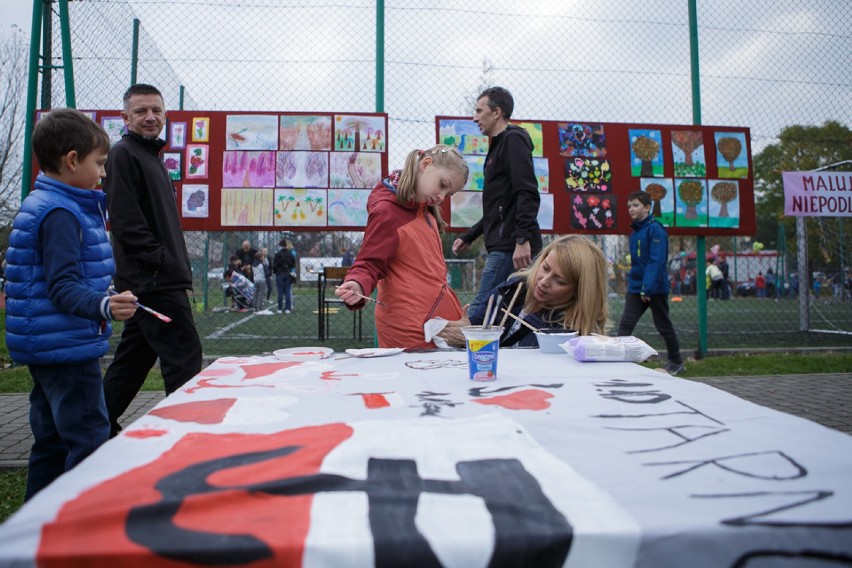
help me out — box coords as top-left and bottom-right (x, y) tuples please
(2, 349), (851, 567)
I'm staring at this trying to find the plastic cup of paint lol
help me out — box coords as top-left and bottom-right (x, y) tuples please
(461, 325), (504, 382)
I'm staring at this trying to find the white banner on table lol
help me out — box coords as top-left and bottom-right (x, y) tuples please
(1, 351), (851, 568)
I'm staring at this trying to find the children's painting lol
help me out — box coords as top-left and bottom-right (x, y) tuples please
(221, 188), (274, 226)
(564, 157), (611, 192)
(570, 194), (615, 230)
(327, 189), (370, 227)
(185, 145), (209, 179)
(101, 117), (125, 146)
(181, 184), (209, 218)
(334, 115), (385, 152)
(226, 114), (278, 150)
(222, 151), (275, 188)
(671, 130), (706, 177)
(162, 152), (181, 181)
(629, 129), (664, 177)
(274, 189), (327, 227)
(558, 123), (606, 158)
(191, 117), (210, 142)
(279, 115), (332, 151)
(438, 118), (489, 155)
(169, 121), (186, 149)
(708, 180), (740, 228)
(462, 156), (485, 191)
(537, 194), (554, 230)
(517, 122), (544, 157)
(641, 178), (675, 226)
(534, 157), (550, 193)
(714, 132), (749, 178)
(329, 152), (381, 189)
(276, 151), (328, 188)
(674, 178), (708, 227)
(450, 192), (483, 228)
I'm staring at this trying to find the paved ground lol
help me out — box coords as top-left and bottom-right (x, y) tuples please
(1, 374), (850, 469)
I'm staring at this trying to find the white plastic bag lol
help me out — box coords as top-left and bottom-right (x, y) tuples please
(560, 335), (658, 362)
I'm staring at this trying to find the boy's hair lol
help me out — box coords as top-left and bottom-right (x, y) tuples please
(122, 83), (163, 110)
(396, 145), (469, 232)
(31, 108), (110, 174)
(627, 190), (651, 207)
(478, 86), (514, 119)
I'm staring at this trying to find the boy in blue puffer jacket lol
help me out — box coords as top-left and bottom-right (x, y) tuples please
(616, 190), (685, 375)
(5, 109), (138, 500)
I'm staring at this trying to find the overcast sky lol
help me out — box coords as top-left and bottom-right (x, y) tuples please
(2, 0), (849, 167)
(1, 1), (32, 30)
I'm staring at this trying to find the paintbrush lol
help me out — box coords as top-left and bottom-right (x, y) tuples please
(109, 290), (172, 323)
(488, 293), (503, 327)
(482, 293), (495, 329)
(498, 284), (523, 329)
(335, 286), (386, 306)
(500, 308), (540, 333)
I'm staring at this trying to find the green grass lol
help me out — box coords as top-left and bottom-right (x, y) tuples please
(639, 352), (852, 377)
(0, 469), (26, 522)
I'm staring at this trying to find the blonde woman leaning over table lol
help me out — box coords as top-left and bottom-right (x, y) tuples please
(439, 235), (610, 348)
(336, 145), (469, 349)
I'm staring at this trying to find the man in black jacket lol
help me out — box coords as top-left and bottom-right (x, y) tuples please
(452, 86), (541, 315)
(102, 84), (202, 436)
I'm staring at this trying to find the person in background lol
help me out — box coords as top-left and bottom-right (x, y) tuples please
(260, 246), (272, 301)
(341, 247), (355, 267)
(4, 109), (138, 499)
(718, 254), (731, 300)
(235, 240), (256, 282)
(706, 257), (724, 300)
(452, 86), (542, 318)
(755, 271), (766, 298)
(616, 190), (685, 376)
(336, 145), (468, 348)
(251, 250), (268, 310)
(102, 83), (203, 437)
(439, 235), (610, 348)
(272, 238), (296, 314)
(766, 267), (776, 299)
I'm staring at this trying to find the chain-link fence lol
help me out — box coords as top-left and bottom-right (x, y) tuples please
(28, 0), (852, 357)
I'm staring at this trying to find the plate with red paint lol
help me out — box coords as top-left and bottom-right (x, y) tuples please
(273, 347), (334, 361)
(345, 348), (405, 358)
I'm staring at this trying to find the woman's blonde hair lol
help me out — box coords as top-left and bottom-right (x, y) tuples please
(396, 144), (468, 231)
(518, 235), (610, 336)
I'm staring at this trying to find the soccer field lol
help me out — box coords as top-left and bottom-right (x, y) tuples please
(164, 287), (852, 358)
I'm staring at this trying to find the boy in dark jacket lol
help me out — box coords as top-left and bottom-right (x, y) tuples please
(616, 191), (685, 375)
(5, 109), (138, 499)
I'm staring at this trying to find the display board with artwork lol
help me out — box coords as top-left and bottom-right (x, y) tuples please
(436, 117), (754, 236)
(34, 110), (388, 231)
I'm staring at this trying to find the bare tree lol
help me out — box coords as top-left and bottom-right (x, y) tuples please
(0, 26), (28, 226)
(461, 58), (495, 115)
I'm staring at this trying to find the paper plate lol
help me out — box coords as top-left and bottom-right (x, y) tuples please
(273, 347), (334, 361)
(345, 348), (405, 358)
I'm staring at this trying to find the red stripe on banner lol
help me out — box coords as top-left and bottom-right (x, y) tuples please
(149, 398), (237, 424)
(473, 389), (554, 411)
(240, 361), (302, 380)
(125, 429), (168, 439)
(38, 424), (354, 567)
(186, 377), (275, 394)
(361, 393), (391, 409)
